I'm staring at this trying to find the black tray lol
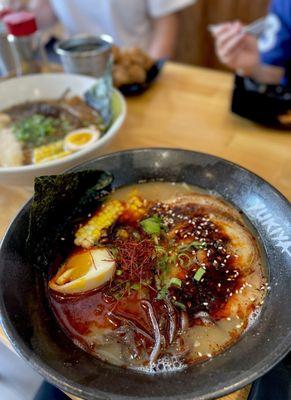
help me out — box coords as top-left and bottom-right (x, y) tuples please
(248, 353), (291, 400)
(118, 58), (166, 96)
(231, 75), (291, 130)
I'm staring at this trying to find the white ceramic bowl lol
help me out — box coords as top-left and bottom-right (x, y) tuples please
(0, 73), (126, 186)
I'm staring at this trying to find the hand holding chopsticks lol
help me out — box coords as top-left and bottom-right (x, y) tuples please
(209, 21), (261, 73)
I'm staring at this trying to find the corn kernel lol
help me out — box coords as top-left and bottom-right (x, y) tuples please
(125, 192), (147, 219)
(33, 141), (72, 164)
(74, 200), (124, 248)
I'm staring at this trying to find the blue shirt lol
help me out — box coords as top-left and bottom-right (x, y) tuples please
(259, 0), (291, 86)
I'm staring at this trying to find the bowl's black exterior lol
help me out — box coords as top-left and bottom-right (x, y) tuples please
(0, 148), (290, 400)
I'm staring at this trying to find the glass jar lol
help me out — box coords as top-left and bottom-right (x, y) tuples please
(3, 11), (47, 75)
(0, 7), (17, 78)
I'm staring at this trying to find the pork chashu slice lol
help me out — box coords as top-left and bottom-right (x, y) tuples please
(164, 193), (265, 319)
(164, 193), (260, 275)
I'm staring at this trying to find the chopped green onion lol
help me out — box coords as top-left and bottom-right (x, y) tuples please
(168, 253), (177, 265)
(177, 252), (192, 268)
(169, 277), (182, 287)
(161, 223), (169, 233)
(192, 241), (207, 248)
(13, 114), (72, 147)
(131, 283), (141, 291)
(157, 286), (168, 300)
(193, 267), (206, 282)
(178, 241), (207, 252)
(155, 275), (162, 291)
(109, 247), (118, 257)
(155, 245), (166, 254)
(157, 256), (169, 271)
(140, 215), (161, 235)
(116, 269), (123, 276)
(113, 292), (124, 300)
(173, 301), (186, 311)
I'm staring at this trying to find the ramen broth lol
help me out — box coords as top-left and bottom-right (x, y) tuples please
(49, 182), (267, 372)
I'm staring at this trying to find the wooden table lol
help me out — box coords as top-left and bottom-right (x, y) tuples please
(1, 62), (290, 400)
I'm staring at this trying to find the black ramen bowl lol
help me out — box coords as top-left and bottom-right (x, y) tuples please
(0, 148), (291, 400)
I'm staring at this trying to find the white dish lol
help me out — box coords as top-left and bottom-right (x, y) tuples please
(0, 73), (126, 186)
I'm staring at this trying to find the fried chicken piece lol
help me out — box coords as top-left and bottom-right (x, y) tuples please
(127, 64), (147, 84)
(112, 45), (154, 87)
(112, 65), (130, 87)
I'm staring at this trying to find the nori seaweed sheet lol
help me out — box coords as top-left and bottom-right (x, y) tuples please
(27, 170), (113, 272)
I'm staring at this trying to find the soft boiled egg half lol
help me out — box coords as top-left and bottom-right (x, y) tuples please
(49, 248), (115, 294)
(64, 128), (100, 152)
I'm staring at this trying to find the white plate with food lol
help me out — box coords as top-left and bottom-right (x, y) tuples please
(0, 73), (126, 186)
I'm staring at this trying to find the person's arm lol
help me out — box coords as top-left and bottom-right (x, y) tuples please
(148, 13), (180, 59)
(27, 0), (57, 29)
(212, 22), (284, 84)
(9, 0), (57, 29)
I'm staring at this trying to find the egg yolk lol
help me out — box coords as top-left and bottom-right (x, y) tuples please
(68, 132), (93, 146)
(55, 251), (92, 285)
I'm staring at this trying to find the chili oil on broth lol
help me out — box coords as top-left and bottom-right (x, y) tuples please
(48, 182), (267, 373)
